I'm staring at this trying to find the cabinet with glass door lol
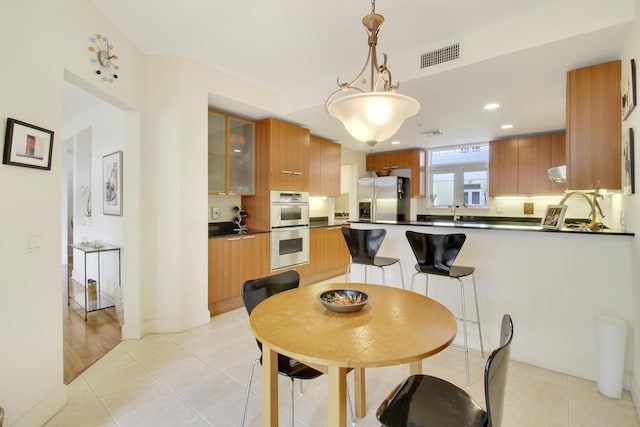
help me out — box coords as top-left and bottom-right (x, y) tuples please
(208, 110), (255, 195)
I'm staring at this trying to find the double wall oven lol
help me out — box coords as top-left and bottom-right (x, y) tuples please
(270, 190), (310, 271)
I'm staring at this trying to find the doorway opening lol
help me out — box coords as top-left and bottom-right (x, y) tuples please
(61, 80), (123, 383)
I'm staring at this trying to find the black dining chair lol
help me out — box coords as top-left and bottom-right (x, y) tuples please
(376, 314), (514, 427)
(240, 270), (354, 426)
(341, 227), (404, 288)
(405, 230), (484, 387)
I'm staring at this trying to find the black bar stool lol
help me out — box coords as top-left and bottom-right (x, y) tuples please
(405, 230), (484, 387)
(341, 227), (404, 288)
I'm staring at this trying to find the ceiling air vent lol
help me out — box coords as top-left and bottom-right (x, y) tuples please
(420, 42), (461, 69)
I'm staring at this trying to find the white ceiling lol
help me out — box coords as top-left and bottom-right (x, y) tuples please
(87, 0), (633, 152)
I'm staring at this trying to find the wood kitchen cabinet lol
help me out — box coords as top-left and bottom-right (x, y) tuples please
(243, 118), (311, 231)
(310, 135), (341, 197)
(208, 233), (269, 315)
(489, 138), (519, 196)
(365, 149), (426, 197)
(303, 225), (350, 285)
(208, 110), (255, 195)
(489, 132), (566, 197)
(566, 60), (621, 190)
(257, 118), (310, 191)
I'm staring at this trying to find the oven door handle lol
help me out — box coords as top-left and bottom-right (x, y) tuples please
(271, 225), (310, 231)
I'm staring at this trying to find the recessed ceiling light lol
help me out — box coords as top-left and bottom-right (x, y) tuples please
(483, 103), (500, 110)
(501, 124), (513, 129)
(391, 140), (400, 145)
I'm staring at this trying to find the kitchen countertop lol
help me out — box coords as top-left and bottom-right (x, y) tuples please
(350, 215), (634, 236)
(208, 221), (270, 238)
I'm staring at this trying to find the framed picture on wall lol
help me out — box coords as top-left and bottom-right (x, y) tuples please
(622, 58), (636, 121)
(103, 150), (123, 215)
(623, 128), (635, 195)
(2, 118), (54, 170)
(541, 205), (567, 230)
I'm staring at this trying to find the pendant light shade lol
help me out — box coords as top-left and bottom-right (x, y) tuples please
(325, 0), (420, 149)
(327, 92), (420, 148)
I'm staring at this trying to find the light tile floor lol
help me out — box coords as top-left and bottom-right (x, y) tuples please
(46, 303), (640, 427)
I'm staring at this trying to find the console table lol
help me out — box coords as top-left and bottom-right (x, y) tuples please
(68, 243), (121, 320)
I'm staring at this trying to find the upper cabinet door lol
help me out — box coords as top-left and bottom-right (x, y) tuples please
(566, 60), (621, 190)
(208, 112), (225, 194)
(208, 110), (256, 195)
(228, 117), (255, 195)
(310, 136), (341, 197)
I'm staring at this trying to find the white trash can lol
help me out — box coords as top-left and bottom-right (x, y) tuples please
(595, 315), (627, 399)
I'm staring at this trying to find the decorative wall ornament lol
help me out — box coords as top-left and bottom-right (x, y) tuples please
(622, 58), (636, 120)
(623, 128), (635, 195)
(103, 151), (123, 215)
(89, 34), (119, 83)
(2, 117), (54, 170)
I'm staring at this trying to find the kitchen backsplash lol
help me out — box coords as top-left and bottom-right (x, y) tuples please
(208, 194), (242, 222)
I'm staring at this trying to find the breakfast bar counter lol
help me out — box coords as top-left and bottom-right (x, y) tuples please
(346, 221), (633, 387)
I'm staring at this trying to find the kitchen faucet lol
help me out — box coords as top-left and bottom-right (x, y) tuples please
(450, 204), (460, 222)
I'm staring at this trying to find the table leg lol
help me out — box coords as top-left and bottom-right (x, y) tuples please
(328, 365), (347, 427)
(409, 359), (423, 376)
(261, 343), (279, 426)
(354, 367), (366, 418)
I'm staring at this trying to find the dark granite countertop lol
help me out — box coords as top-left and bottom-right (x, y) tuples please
(310, 216), (350, 228)
(208, 221), (270, 238)
(348, 215), (634, 236)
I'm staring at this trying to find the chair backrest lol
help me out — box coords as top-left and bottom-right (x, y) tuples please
(241, 270), (300, 315)
(484, 314), (514, 427)
(405, 230), (466, 273)
(341, 227), (386, 264)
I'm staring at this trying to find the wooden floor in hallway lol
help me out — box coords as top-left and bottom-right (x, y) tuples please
(63, 275), (121, 384)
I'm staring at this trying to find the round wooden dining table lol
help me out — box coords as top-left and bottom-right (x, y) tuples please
(249, 282), (457, 427)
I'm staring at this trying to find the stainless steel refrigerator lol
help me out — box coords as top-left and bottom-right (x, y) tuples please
(357, 176), (410, 222)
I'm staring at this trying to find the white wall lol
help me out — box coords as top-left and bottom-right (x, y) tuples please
(622, 0), (640, 413)
(0, 0), (144, 425)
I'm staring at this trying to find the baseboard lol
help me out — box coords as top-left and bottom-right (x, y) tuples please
(10, 384), (67, 427)
(143, 309), (211, 333)
(631, 375), (640, 418)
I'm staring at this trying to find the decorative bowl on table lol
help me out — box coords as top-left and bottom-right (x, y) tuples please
(318, 289), (369, 313)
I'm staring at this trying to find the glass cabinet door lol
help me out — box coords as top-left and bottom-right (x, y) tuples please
(208, 112), (225, 194)
(228, 117), (255, 195)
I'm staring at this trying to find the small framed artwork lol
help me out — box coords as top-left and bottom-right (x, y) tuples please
(623, 128), (635, 195)
(2, 118), (54, 170)
(103, 150), (123, 216)
(622, 58), (636, 121)
(541, 205), (567, 230)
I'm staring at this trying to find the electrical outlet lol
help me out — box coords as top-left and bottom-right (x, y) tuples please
(211, 207), (220, 219)
(523, 202), (534, 215)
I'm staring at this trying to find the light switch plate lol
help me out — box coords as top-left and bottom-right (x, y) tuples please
(211, 207), (220, 219)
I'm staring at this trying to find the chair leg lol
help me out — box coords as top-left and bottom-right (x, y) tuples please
(290, 377), (295, 427)
(397, 261), (405, 289)
(346, 383), (356, 426)
(345, 261), (352, 282)
(240, 357), (259, 427)
(457, 277), (471, 388)
(380, 266), (386, 284)
(471, 272), (485, 358)
(410, 271), (430, 295)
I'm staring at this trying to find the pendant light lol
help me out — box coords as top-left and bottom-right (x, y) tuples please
(325, 0), (420, 150)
